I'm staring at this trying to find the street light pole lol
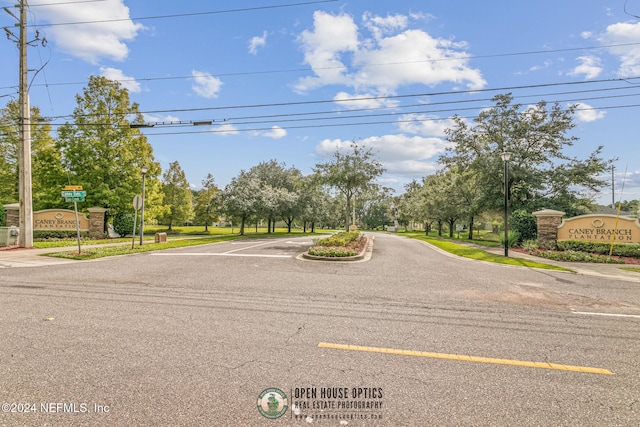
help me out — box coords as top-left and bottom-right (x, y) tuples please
(501, 152), (512, 257)
(140, 165), (147, 245)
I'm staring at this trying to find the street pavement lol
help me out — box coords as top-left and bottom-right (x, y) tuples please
(1, 234), (638, 283)
(1, 233), (639, 426)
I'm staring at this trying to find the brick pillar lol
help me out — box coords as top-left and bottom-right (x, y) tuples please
(3, 203), (20, 227)
(533, 209), (565, 250)
(87, 207), (108, 239)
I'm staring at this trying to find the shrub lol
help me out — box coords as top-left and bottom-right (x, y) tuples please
(557, 241), (640, 258)
(112, 212), (139, 237)
(500, 230), (520, 248)
(522, 239), (538, 254)
(509, 209), (537, 243)
(0, 206), (5, 226)
(34, 230), (89, 240)
(536, 250), (624, 264)
(308, 246), (359, 257)
(317, 231), (361, 247)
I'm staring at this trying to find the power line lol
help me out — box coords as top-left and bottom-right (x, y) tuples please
(26, 0), (339, 27)
(4, 41), (640, 93)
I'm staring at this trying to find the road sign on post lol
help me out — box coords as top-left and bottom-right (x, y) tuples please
(133, 195), (143, 211)
(61, 190), (87, 198)
(61, 187), (87, 254)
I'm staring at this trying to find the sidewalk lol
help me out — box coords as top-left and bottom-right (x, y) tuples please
(481, 245), (640, 283)
(0, 242), (131, 268)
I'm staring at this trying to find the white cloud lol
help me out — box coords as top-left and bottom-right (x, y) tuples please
(568, 56), (603, 79)
(214, 123), (239, 136)
(294, 11), (485, 95)
(249, 31), (268, 55)
(396, 114), (456, 137)
(294, 11), (359, 92)
(254, 126), (287, 139)
(573, 102), (606, 122)
(100, 67), (141, 93)
(143, 114), (180, 123)
(362, 12), (408, 40)
(31, 0), (143, 64)
(316, 134), (449, 177)
(599, 21), (640, 77)
(333, 91), (399, 110)
(191, 70), (223, 98)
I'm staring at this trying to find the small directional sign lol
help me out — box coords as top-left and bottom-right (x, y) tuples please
(64, 185), (83, 190)
(61, 190), (87, 198)
(64, 197), (85, 203)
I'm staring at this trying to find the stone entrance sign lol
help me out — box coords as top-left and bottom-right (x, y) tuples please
(4, 204), (107, 239)
(534, 209), (640, 250)
(34, 209), (90, 231)
(558, 214), (640, 243)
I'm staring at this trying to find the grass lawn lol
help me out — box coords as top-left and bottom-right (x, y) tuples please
(620, 267), (640, 274)
(402, 232), (573, 272)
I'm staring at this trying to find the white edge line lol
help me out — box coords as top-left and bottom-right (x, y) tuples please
(573, 311), (640, 319)
(151, 253), (291, 258)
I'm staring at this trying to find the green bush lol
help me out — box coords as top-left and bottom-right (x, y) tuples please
(522, 239), (538, 254)
(0, 206), (5, 227)
(536, 250), (624, 264)
(317, 231), (361, 247)
(34, 230), (89, 240)
(308, 246), (359, 257)
(500, 230), (520, 248)
(509, 209), (537, 243)
(557, 241), (640, 257)
(112, 212), (139, 237)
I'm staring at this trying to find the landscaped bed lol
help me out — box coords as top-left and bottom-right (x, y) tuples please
(305, 231), (369, 260)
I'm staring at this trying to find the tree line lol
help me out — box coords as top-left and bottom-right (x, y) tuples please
(1, 77), (623, 239)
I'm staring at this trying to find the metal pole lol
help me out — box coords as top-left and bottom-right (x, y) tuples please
(73, 200), (81, 254)
(131, 209), (138, 249)
(139, 169), (146, 245)
(18, 0), (33, 248)
(503, 158), (509, 257)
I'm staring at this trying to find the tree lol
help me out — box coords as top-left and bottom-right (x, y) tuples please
(221, 170), (263, 235)
(314, 142), (385, 230)
(0, 100), (66, 209)
(246, 160), (302, 233)
(160, 161), (193, 231)
(440, 93), (613, 215)
(56, 76), (162, 229)
(299, 174), (332, 232)
(359, 186), (393, 230)
(193, 173), (219, 231)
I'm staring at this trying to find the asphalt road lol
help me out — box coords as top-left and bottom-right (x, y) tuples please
(1, 232), (639, 426)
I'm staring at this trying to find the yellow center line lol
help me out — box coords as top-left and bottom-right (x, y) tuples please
(317, 342), (614, 375)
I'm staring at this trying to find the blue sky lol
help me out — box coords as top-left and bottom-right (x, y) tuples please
(2, 0), (640, 207)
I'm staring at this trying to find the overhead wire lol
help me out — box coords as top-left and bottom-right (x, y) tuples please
(26, 0), (339, 27)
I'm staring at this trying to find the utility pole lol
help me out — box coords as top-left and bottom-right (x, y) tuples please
(611, 165), (615, 209)
(19, 0), (34, 247)
(4, 1), (34, 247)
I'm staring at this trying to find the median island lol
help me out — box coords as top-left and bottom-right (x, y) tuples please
(302, 231), (371, 261)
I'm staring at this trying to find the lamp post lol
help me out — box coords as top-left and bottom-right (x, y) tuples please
(140, 165), (147, 245)
(500, 151), (512, 257)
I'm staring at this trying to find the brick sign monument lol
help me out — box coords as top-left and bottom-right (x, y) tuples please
(533, 209), (640, 249)
(3, 204), (107, 239)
